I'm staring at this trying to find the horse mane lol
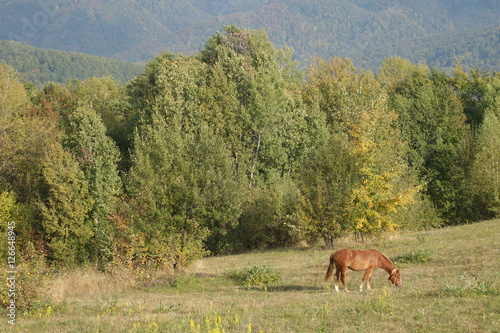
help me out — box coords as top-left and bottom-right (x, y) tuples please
(372, 249), (395, 267)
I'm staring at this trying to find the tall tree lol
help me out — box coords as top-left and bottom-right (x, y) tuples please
(300, 58), (421, 244)
(381, 59), (468, 224)
(0, 65), (55, 252)
(127, 55), (244, 267)
(63, 105), (122, 264)
(39, 140), (94, 264)
(0, 64), (34, 195)
(199, 26), (313, 249)
(470, 74), (500, 218)
(298, 132), (355, 246)
(201, 25), (308, 184)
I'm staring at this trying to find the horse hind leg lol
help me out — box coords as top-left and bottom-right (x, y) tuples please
(334, 269), (341, 292)
(340, 269), (349, 292)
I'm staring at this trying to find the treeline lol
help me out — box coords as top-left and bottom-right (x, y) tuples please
(0, 41), (144, 86)
(1, 27), (499, 270)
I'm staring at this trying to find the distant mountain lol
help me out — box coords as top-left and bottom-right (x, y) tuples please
(1, 0), (499, 71)
(0, 40), (144, 85)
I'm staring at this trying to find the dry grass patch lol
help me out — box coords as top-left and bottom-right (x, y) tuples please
(46, 267), (137, 302)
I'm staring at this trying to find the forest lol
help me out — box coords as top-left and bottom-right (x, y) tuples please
(1, 0), (498, 72)
(0, 27), (499, 276)
(0, 40), (144, 86)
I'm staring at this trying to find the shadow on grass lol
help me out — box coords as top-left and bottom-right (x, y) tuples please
(240, 285), (325, 292)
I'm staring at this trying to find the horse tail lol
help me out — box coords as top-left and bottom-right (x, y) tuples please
(325, 254), (335, 281)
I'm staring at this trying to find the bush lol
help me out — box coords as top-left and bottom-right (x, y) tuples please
(1, 242), (50, 312)
(394, 248), (434, 264)
(225, 265), (282, 287)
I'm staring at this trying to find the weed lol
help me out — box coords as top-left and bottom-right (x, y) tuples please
(371, 287), (395, 314)
(416, 233), (430, 244)
(153, 301), (176, 314)
(98, 296), (121, 315)
(187, 310), (243, 333)
(442, 272), (498, 297)
(355, 287), (397, 316)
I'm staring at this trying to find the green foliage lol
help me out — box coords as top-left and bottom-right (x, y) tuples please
(0, 27), (499, 272)
(127, 109), (212, 268)
(39, 140), (94, 264)
(127, 54), (245, 267)
(201, 26), (307, 185)
(225, 265), (282, 287)
(300, 58), (423, 244)
(64, 105), (122, 265)
(0, 191), (16, 222)
(232, 178), (301, 251)
(73, 77), (131, 159)
(384, 61), (470, 224)
(1, 242), (50, 311)
(0, 64), (36, 196)
(389, 191), (443, 230)
(298, 132), (355, 246)
(469, 74), (500, 218)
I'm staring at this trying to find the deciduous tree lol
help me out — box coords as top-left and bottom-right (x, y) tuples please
(64, 105), (122, 264)
(39, 140), (94, 264)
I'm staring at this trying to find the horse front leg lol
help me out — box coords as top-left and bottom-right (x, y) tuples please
(360, 269), (373, 292)
(367, 270), (373, 291)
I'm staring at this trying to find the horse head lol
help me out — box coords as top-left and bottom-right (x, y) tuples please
(389, 269), (402, 286)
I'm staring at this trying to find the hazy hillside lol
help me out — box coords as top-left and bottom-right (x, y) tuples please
(1, 0), (499, 71)
(0, 40), (144, 85)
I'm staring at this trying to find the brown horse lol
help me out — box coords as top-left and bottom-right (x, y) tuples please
(325, 249), (402, 292)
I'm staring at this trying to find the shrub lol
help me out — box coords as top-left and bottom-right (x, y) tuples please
(225, 265), (282, 287)
(1, 242), (50, 312)
(394, 248), (434, 264)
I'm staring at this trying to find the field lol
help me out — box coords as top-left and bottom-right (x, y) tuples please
(2, 219), (499, 332)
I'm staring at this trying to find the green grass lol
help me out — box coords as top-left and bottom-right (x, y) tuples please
(2, 219), (499, 332)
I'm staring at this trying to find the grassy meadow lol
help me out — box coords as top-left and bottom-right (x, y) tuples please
(2, 219), (499, 332)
